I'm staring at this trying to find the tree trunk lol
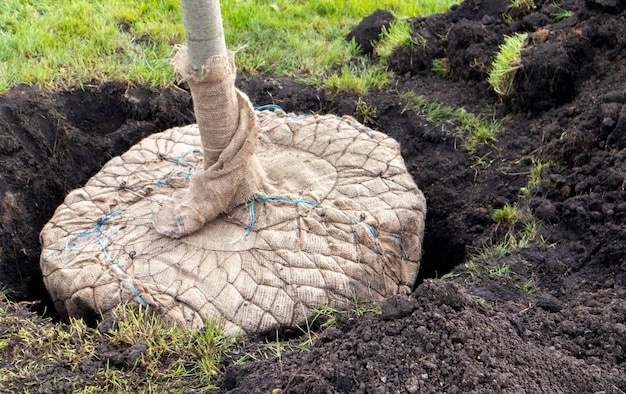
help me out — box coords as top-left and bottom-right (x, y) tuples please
(179, 0), (227, 77)
(153, 0), (266, 237)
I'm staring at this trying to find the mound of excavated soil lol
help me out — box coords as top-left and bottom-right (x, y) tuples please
(0, 0), (624, 391)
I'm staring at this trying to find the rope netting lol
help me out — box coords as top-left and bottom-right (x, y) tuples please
(40, 108), (426, 335)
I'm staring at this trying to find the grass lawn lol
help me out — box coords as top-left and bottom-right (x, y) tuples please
(0, 0), (460, 94)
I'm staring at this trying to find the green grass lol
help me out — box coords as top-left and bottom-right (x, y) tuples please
(519, 159), (554, 197)
(0, 299), (237, 392)
(355, 97), (378, 125)
(234, 299), (379, 364)
(492, 202), (521, 229)
(315, 58), (392, 95)
(551, 2), (573, 22)
(0, 0), (461, 95)
(431, 57), (451, 78)
(442, 155), (554, 295)
(401, 91), (503, 155)
(0, 0), (183, 93)
(376, 18), (426, 61)
(1, 292), (382, 390)
(441, 233), (538, 293)
(487, 33), (528, 96)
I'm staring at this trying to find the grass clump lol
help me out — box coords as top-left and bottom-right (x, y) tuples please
(519, 159), (553, 197)
(295, 298), (380, 352)
(551, 2), (573, 22)
(103, 305), (237, 391)
(236, 299), (379, 364)
(503, 0), (536, 24)
(431, 57), (452, 78)
(492, 202), (522, 230)
(317, 58), (392, 96)
(441, 206), (540, 294)
(355, 97), (379, 125)
(442, 156), (556, 295)
(487, 33), (528, 97)
(401, 91), (503, 155)
(376, 19), (426, 62)
(0, 299), (237, 393)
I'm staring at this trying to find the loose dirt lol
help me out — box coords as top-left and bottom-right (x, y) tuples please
(0, 0), (624, 391)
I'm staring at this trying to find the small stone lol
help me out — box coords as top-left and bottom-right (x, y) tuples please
(378, 294), (417, 320)
(537, 294), (562, 312)
(317, 327), (342, 343)
(97, 317), (119, 336)
(603, 117), (616, 128)
(125, 340), (148, 367)
(530, 197), (558, 223)
(603, 90), (626, 103)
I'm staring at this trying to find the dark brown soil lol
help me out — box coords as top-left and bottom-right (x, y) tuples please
(1, 0), (625, 391)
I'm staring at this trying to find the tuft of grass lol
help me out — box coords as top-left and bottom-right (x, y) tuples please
(431, 57), (452, 78)
(351, 293), (381, 317)
(442, 234), (537, 293)
(519, 159), (553, 197)
(238, 300), (379, 363)
(510, 0), (537, 10)
(104, 304), (237, 390)
(316, 58), (392, 96)
(551, 2), (573, 23)
(355, 97), (378, 125)
(502, 0), (536, 24)
(376, 19), (426, 62)
(492, 202), (522, 229)
(441, 155), (555, 293)
(454, 107), (503, 154)
(401, 91), (503, 155)
(487, 33), (528, 97)
(441, 145), (557, 298)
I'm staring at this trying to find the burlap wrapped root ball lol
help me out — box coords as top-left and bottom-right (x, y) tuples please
(40, 111), (426, 335)
(40, 53), (426, 335)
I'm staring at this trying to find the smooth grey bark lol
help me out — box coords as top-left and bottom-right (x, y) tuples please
(179, 0), (227, 77)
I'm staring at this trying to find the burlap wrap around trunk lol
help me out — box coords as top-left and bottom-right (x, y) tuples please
(40, 110), (426, 335)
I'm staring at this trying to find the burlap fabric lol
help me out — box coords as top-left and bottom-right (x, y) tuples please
(153, 52), (268, 237)
(40, 110), (426, 335)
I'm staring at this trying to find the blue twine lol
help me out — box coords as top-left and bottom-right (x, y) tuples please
(254, 104), (307, 119)
(156, 149), (198, 186)
(168, 148), (199, 167)
(230, 194), (385, 256)
(122, 280), (147, 307)
(255, 104), (287, 116)
(363, 223), (379, 253)
(390, 236), (408, 259)
(92, 214), (148, 306)
(229, 198), (256, 244)
(41, 210), (125, 262)
(229, 194), (321, 244)
(349, 120), (374, 138)
(43, 209), (147, 306)
(254, 193), (320, 208)
(171, 168), (193, 180)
